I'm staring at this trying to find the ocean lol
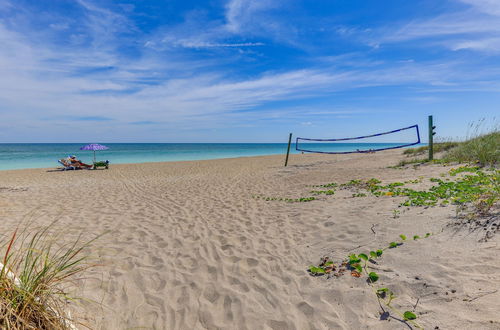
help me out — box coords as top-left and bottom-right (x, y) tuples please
(0, 143), (420, 170)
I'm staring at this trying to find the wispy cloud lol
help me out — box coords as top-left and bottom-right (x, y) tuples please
(174, 41), (265, 49)
(144, 0), (298, 52)
(224, 0), (281, 33)
(130, 121), (157, 125)
(1, 0), (499, 142)
(459, 0), (500, 15)
(72, 116), (113, 121)
(376, 0), (500, 53)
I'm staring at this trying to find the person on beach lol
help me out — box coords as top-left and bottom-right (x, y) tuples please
(68, 155), (93, 169)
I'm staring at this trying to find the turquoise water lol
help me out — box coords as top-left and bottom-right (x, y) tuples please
(0, 143), (420, 170)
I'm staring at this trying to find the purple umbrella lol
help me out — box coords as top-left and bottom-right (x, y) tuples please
(79, 143), (109, 163)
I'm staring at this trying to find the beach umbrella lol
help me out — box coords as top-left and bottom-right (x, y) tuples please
(79, 143), (109, 163)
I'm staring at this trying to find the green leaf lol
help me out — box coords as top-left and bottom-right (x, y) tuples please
(376, 288), (389, 298)
(368, 272), (379, 282)
(376, 249), (383, 257)
(425, 233), (431, 237)
(349, 254), (361, 264)
(370, 251), (377, 258)
(399, 234), (407, 241)
(309, 266), (325, 275)
(389, 242), (398, 248)
(413, 235), (420, 240)
(403, 311), (417, 320)
(324, 261), (334, 266)
(358, 253), (368, 261)
(354, 264), (362, 273)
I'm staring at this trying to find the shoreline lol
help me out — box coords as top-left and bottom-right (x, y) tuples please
(0, 152), (290, 172)
(0, 142), (427, 171)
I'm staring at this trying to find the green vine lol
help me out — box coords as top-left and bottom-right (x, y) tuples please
(308, 233), (432, 328)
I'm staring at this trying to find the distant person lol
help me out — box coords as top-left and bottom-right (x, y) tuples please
(68, 155), (93, 169)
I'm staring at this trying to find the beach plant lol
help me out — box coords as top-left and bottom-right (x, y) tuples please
(449, 166), (481, 176)
(351, 240), (424, 328)
(308, 266), (326, 276)
(308, 233), (433, 328)
(310, 189), (335, 195)
(0, 224), (100, 329)
(307, 257), (335, 276)
(375, 286), (421, 328)
(400, 120), (498, 167)
(351, 235), (427, 328)
(314, 182), (338, 188)
(443, 126), (499, 167)
(402, 142), (460, 157)
(339, 168), (499, 218)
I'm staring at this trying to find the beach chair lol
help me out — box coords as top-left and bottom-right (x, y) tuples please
(93, 160), (109, 169)
(58, 159), (81, 170)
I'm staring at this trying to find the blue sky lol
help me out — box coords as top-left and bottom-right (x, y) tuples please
(0, 0), (498, 143)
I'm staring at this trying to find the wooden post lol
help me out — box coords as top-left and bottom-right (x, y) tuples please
(284, 133), (292, 167)
(428, 115), (435, 161)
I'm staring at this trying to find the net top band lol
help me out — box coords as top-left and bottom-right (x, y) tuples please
(296, 124), (418, 142)
(296, 124), (421, 154)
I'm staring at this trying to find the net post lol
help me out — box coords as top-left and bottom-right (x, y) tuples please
(284, 133), (292, 167)
(428, 115), (434, 161)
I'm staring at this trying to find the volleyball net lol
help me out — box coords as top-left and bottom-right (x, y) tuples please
(296, 124), (421, 154)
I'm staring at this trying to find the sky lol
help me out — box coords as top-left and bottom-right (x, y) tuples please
(0, 0), (499, 143)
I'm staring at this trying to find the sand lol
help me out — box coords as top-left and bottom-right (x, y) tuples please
(0, 150), (498, 329)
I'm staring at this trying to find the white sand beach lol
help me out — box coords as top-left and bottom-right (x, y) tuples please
(0, 150), (498, 329)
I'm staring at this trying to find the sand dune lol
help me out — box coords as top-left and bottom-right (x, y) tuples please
(0, 150), (498, 329)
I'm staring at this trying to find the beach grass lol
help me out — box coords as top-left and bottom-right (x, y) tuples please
(401, 120), (499, 167)
(0, 224), (98, 329)
(442, 131), (499, 166)
(402, 142), (459, 156)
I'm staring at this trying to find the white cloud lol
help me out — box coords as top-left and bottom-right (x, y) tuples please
(75, 0), (135, 49)
(0, 21), (489, 129)
(145, 0), (297, 52)
(224, 0), (281, 33)
(451, 37), (500, 52)
(49, 23), (69, 30)
(458, 0), (500, 15)
(376, 0), (500, 53)
(176, 41), (264, 48)
(1, 0), (500, 142)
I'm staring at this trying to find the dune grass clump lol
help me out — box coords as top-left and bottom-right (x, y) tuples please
(0, 225), (98, 329)
(403, 142), (459, 156)
(400, 120), (499, 167)
(443, 131), (499, 167)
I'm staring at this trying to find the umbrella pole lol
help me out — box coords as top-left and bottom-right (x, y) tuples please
(93, 150), (96, 163)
